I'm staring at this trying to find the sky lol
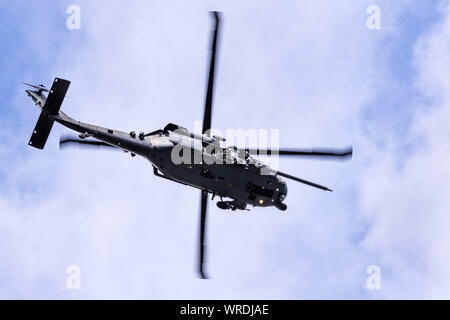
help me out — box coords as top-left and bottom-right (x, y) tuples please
(0, 0), (449, 299)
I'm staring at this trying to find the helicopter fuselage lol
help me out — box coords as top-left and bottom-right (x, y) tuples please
(38, 102), (288, 211)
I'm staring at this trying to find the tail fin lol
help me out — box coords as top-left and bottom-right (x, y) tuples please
(28, 78), (70, 149)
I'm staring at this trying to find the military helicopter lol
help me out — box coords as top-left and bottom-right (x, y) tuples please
(23, 12), (352, 279)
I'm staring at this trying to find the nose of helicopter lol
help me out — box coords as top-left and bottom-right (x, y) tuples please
(274, 176), (288, 211)
(277, 176), (288, 196)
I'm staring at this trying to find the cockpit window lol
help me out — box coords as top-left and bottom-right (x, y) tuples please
(247, 183), (275, 198)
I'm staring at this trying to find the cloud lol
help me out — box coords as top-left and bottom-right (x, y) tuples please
(359, 2), (450, 299)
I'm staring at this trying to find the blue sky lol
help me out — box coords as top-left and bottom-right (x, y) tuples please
(1, 0), (450, 299)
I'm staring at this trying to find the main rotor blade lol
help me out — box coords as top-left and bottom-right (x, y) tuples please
(202, 11), (220, 135)
(60, 135), (117, 150)
(245, 147), (353, 159)
(198, 12), (219, 278)
(277, 171), (332, 192)
(21, 82), (37, 88)
(198, 190), (209, 279)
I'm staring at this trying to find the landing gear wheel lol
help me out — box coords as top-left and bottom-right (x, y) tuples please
(216, 201), (230, 210)
(274, 202), (287, 211)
